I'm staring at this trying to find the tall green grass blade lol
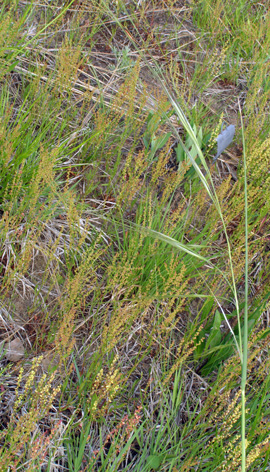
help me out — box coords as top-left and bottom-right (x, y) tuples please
(240, 101), (248, 472)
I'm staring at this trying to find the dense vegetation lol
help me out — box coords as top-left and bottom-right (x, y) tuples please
(0, 1), (270, 470)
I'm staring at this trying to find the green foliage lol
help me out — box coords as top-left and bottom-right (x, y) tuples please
(175, 121), (211, 180)
(0, 1), (270, 471)
(143, 111), (172, 162)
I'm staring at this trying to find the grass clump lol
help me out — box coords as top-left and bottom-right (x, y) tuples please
(0, 1), (270, 471)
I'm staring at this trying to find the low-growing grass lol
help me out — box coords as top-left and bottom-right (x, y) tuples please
(0, 1), (270, 471)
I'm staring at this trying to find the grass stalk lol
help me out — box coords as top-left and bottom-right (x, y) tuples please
(159, 87), (250, 470)
(240, 102), (248, 472)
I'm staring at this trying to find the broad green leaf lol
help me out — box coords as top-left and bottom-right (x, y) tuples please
(146, 455), (162, 470)
(205, 310), (222, 350)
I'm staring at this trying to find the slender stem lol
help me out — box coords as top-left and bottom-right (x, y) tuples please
(240, 104), (248, 472)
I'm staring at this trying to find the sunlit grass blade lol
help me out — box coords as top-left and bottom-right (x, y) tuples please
(240, 100), (248, 472)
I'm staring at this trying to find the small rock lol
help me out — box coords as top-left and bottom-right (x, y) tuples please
(3, 337), (25, 362)
(214, 124), (235, 162)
